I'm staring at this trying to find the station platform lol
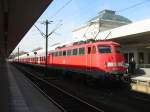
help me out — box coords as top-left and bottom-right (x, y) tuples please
(131, 75), (150, 82)
(0, 61), (61, 112)
(131, 74), (150, 94)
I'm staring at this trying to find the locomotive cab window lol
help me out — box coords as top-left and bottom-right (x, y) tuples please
(98, 45), (111, 53)
(115, 46), (122, 53)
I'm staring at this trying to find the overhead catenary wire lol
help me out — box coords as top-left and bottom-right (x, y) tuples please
(34, 24), (45, 37)
(117, 0), (150, 13)
(36, 0), (73, 24)
(49, 0), (73, 20)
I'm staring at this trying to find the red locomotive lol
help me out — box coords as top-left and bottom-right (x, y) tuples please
(14, 40), (127, 80)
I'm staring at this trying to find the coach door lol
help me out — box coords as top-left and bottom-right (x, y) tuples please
(48, 53), (53, 65)
(86, 46), (92, 70)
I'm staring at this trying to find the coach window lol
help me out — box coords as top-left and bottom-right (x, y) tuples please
(73, 49), (78, 55)
(63, 50), (66, 56)
(54, 52), (56, 56)
(67, 50), (72, 56)
(53, 52), (55, 56)
(98, 45), (111, 53)
(79, 47), (85, 55)
(59, 51), (62, 56)
(88, 47), (91, 54)
(55, 52), (58, 56)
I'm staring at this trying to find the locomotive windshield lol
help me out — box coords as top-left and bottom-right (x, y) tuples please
(115, 46), (122, 53)
(98, 45), (111, 53)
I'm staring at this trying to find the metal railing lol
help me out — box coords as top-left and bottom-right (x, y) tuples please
(137, 64), (150, 68)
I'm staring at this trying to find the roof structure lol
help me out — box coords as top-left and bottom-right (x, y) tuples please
(89, 9), (132, 24)
(73, 9), (132, 32)
(0, 0), (53, 58)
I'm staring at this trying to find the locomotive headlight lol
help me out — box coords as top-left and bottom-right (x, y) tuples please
(106, 62), (115, 67)
(117, 62), (123, 66)
(106, 62), (123, 67)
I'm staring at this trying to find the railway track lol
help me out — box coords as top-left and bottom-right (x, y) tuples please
(13, 63), (150, 112)
(14, 64), (107, 112)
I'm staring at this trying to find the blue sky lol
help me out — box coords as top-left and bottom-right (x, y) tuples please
(13, 0), (150, 53)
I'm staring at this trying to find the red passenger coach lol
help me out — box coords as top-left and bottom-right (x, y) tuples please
(48, 41), (127, 80)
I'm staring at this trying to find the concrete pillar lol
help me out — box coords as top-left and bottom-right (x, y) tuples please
(144, 51), (148, 64)
(0, 2), (9, 112)
(0, 3), (5, 60)
(134, 50), (138, 64)
(0, 2), (7, 60)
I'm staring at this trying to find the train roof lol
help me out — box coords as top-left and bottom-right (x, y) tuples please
(54, 40), (119, 51)
(16, 40), (119, 59)
(16, 42), (73, 59)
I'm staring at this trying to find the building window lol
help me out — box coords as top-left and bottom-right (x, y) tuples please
(138, 52), (144, 64)
(124, 52), (134, 63)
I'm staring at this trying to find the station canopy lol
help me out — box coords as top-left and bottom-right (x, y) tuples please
(0, 0), (53, 57)
(96, 19), (150, 48)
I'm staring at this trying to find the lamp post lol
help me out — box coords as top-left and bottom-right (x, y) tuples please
(34, 20), (62, 77)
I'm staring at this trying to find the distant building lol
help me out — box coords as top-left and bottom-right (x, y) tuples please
(73, 9), (132, 40)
